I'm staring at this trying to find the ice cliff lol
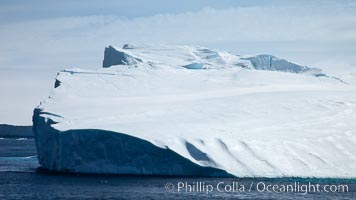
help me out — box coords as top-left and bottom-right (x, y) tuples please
(33, 44), (356, 177)
(102, 44), (324, 75)
(242, 54), (321, 74)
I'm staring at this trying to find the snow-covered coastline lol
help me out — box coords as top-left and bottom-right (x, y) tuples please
(33, 45), (356, 177)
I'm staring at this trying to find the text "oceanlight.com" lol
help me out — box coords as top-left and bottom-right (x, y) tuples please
(164, 181), (349, 194)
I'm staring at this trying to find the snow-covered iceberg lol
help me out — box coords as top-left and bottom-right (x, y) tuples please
(102, 45), (142, 67)
(242, 54), (320, 74)
(33, 44), (356, 177)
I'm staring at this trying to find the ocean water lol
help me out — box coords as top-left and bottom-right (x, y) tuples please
(0, 137), (355, 199)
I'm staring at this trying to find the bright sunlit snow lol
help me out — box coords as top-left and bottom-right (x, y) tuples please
(33, 45), (356, 177)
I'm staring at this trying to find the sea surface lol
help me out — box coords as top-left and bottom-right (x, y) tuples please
(0, 136), (355, 199)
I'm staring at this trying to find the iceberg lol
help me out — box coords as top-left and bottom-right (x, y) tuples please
(102, 45), (142, 67)
(242, 54), (315, 73)
(33, 44), (356, 177)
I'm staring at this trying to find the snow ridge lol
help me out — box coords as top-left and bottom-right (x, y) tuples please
(103, 44), (324, 76)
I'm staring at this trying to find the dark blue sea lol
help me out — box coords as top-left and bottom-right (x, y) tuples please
(0, 136), (355, 199)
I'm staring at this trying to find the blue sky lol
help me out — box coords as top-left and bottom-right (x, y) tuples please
(2, 0), (347, 23)
(1, 0), (356, 124)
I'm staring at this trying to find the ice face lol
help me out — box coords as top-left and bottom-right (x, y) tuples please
(101, 44), (253, 70)
(242, 54), (320, 74)
(33, 109), (231, 176)
(33, 44), (356, 177)
(102, 45), (142, 67)
(182, 63), (204, 69)
(102, 44), (324, 76)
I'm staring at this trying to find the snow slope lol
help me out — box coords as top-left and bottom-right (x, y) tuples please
(33, 44), (356, 177)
